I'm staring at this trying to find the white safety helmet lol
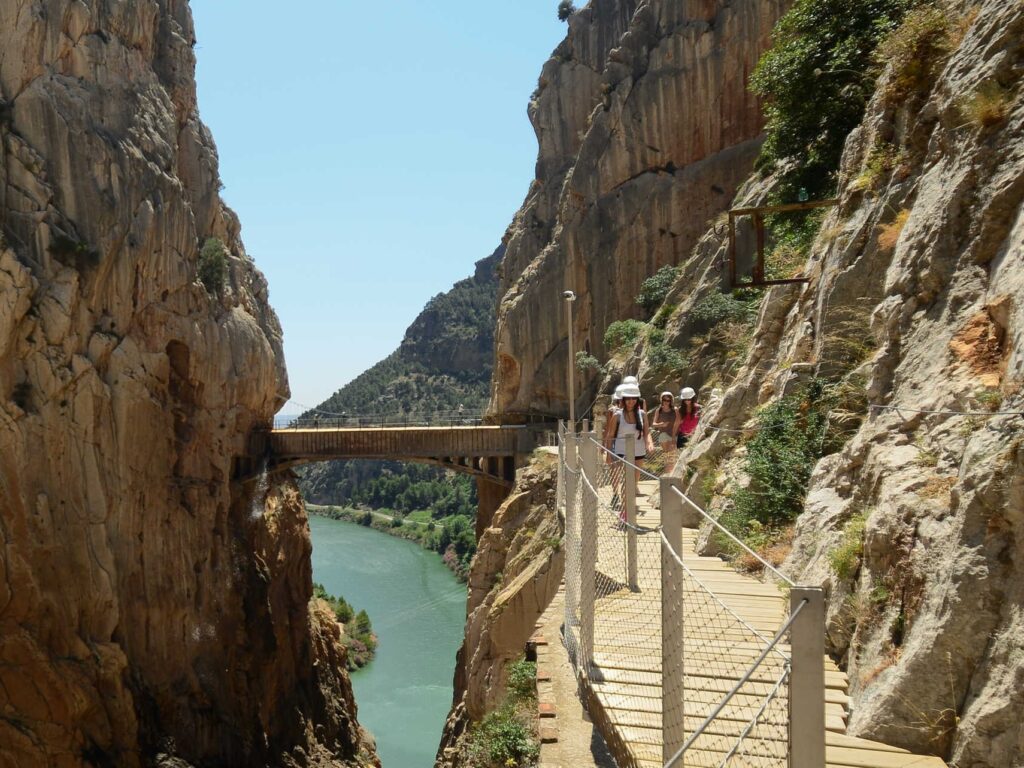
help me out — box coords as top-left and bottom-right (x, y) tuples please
(660, 391), (674, 400)
(612, 384), (625, 403)
(619, 384), (642, 399)
(679, 387), (696, 400)
(623, 375), (639, 386)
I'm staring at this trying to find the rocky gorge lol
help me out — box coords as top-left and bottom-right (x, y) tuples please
(0, 2), (375, 766)
(441, 1), (1024, 767)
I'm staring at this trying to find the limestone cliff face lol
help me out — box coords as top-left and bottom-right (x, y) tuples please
(0, 2), (374, 766)
(436, 455), (562, 767)
(490, 0), (787, 419)
(656, 1), (1023, 764)
(486, 0), (1023, 765)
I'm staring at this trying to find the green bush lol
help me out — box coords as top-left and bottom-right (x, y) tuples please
(721, 381), (831, 551)
(506, 658), (537, 703)
(575, 351), (605, 375)
(828, 513), (867, 580)
(644, 327), (687, 374)
(874, 3), (955, 100)
(198, 237), (228, 293)
(603, 319), (647, 352)
(466, 705), (539, 768)
(651, 302), (677, 329)
(750, 0), (914, 199)
(764, 208), (827, 279)
(313, 582), (355, 623)
(635, 265), (680, 315)
(692, 293), (755, 326)
(557, 0), (575, 21)
(312, 584), (376, 668)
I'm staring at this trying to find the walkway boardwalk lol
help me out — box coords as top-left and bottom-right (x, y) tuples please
(565, 477), (947, 768)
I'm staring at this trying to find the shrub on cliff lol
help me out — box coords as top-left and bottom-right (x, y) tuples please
(466, 656), (539, 767)
(313, 583), (377, 669)
(751, 0), (915, 199)
(717, 381), (835, 558)
(604, 319), (647, 353)
(557, 1), (575, 22)
(635, 265), (680, 315)
(198, 237), (228, 293)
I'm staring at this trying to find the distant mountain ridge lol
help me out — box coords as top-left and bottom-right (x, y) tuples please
(305, 245), (502, 421)
(297, 245), (502, 504)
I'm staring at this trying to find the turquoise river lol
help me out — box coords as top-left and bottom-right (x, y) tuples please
(309, 514), (467, 767)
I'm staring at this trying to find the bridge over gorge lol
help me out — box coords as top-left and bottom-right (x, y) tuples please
(555, 424), (949, 768)
(245, 413), (547, 533)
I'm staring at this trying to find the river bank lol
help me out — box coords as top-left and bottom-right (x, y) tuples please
(306, 502), (475, 580)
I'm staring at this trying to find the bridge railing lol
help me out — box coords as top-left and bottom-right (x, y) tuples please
(273, 411), (485, 429)
(559, 424), (825, 768)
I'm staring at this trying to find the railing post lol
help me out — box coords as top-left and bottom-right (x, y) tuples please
(661, 475), (686, 764)
(563, 423), (579, 634)
(624, 439), (638, 590)
(789, 587), (825, 768)
(579, 431), (598, 676)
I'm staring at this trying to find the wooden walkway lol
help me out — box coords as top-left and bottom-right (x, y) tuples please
(567, 479), (947, 768)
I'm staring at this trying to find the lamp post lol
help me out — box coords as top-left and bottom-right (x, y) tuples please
(563, 290), (576, 431)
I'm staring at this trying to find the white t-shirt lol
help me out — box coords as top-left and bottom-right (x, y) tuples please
(613, 410), (646, 458)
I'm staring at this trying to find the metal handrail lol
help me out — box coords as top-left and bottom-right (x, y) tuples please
(659, 531), (786, 660)
(663, 599), (809, 768)
(586, 437), (795, 586)
(272, 412), (489, 429)
(668, 484), (795, 586)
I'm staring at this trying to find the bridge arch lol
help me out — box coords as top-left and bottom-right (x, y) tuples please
(245, 424), (541, 534)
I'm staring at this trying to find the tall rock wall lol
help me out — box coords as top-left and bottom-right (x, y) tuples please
(651, 1), (1023, 764)
(482, 0), (1023, 765)
(490, 0), (788, 419)
(0, 2), (374, 766)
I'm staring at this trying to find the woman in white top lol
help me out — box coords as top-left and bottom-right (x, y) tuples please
(603, 383), (653, 459)
(602, 382), (652, 516)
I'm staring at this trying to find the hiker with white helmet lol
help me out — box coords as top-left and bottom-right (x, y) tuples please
(621, 375), (647, 413)
(649, 390), (679, 458)
(676, 386), (700, 448)
(603, 380), (653, 462)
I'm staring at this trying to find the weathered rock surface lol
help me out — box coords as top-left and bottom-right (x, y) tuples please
(0, 2), (374, 766)
(436, 454), (562, 767)
(487, 0), (1023, 765)
(489, 0), (788, 419)
(669, 2), (1024, 765)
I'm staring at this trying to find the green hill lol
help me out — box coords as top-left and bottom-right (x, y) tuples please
(296, 246), (502, 523)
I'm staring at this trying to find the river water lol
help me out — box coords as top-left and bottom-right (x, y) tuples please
(309, 515), (466, 767)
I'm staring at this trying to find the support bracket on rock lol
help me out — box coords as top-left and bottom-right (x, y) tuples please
(727, 199), (838, 288)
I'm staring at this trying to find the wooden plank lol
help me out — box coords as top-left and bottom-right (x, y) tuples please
(824, 744), (948, 768)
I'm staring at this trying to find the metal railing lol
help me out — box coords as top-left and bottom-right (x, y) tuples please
(558, 422), (825, 768)
(273, 411), (485, 429)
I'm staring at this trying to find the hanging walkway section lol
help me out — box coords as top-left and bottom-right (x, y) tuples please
(259, 423), (535, 487)
(557, 425), (948, 768)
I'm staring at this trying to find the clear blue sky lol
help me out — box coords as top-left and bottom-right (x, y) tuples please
(191, 2), (567, 413)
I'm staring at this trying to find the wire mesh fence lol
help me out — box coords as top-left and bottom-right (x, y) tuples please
(557, 423), (824, 768)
